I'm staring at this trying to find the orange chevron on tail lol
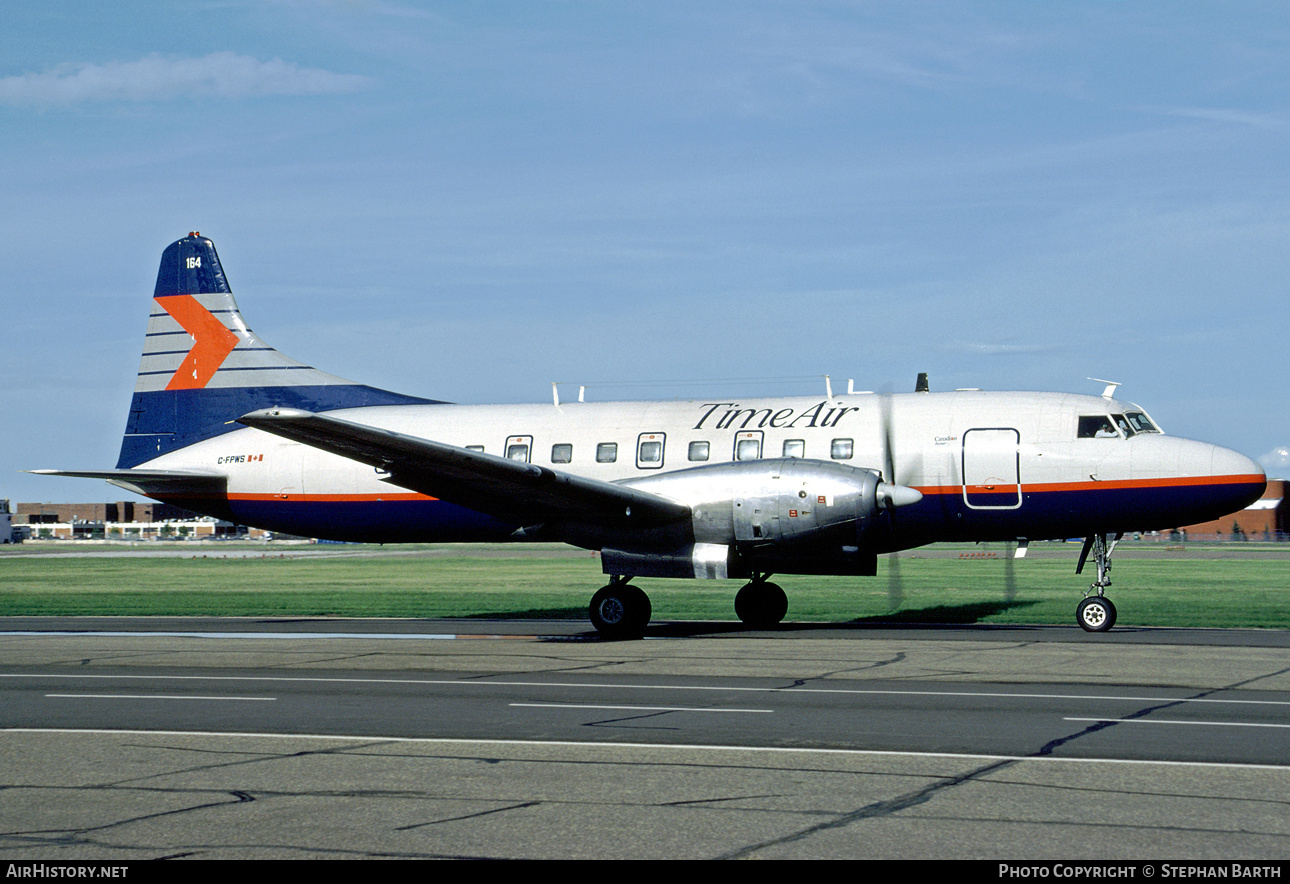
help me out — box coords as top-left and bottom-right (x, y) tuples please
(155, 294), (240, 390)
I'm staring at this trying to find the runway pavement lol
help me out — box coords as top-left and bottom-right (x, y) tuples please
(1, 618), (1288, 860)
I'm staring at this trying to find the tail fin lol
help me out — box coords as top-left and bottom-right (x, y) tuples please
(118, 232), (438, 468)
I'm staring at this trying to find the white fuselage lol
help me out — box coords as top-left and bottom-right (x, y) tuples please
(139, 389), (1263, 550)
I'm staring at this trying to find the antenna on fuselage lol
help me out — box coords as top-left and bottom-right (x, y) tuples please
(1089, 378), (1121, 399)
(915, 372), (929, 393)
(553, 383), (588, 404)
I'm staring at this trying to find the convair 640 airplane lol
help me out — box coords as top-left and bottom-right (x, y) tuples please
(39, 233), (1266, 637)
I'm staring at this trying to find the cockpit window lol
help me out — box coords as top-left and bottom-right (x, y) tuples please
(1078, 415), (1119, 439)
(1123, 412), (1159, 434)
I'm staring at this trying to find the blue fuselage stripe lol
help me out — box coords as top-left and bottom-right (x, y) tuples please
(154, 479), (1266, 550)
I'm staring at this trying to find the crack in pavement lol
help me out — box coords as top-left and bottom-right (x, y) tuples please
(715, 756), (1018, 859)
(712, 658), (1290, 858)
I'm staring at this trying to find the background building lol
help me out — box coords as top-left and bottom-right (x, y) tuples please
(11, 501), (265, 540)
(1173, 479), (1287, 541)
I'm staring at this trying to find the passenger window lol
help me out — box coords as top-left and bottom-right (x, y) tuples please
(505, 435), (533, 461)
(783, 439), (804, 458)
(735, 433), (762, 461)
(637, 433), (665, 469)
(831, 438), (854, 459)
(688, 441), (710, 462)
(596, 442), (618, 463)
(1078, 416), (1119, 439)
(551, 443), (572, 464)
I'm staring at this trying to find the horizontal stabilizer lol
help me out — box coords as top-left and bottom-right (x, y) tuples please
(29, 469), (228, 497)
(237, 408), (692, 529)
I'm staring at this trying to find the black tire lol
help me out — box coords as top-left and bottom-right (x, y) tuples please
(1076, 596), (1116, 633)
(589, 583), (651, 640)
(735, 581), (788, 628)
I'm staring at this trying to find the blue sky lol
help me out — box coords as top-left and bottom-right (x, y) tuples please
(3, 0), (1287, 504)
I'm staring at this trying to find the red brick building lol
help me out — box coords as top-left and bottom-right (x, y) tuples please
(1174, 478), (1287, 541)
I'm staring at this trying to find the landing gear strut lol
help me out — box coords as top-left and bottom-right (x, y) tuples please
(735, 576), (788, 629)
(1075, 533), (1121, 632)
(589, 577), (651, 640)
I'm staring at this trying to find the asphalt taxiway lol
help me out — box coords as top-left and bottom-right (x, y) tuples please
(1, 618), (1287, 859)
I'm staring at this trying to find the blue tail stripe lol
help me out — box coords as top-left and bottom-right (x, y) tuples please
(117, 384), (441, 468)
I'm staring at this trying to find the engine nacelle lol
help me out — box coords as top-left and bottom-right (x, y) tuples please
(601, 458), (919, 579)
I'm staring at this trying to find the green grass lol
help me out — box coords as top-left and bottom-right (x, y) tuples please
(1, 543), (1287, 628)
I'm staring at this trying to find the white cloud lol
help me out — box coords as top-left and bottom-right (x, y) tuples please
(0, 53), (372, 107)
(1259, 446), (1290, 476)
(954, 341), (1067, 356)
(1142, 105), (1290, 132)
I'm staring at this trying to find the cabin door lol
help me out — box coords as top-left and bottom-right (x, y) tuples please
(962, 428), (1022, 509)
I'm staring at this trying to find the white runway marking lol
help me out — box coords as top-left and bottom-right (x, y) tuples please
(46, 693), (277, 701)
(4, 728), (1289, 771)
(6, 672), (1288, 708)
(510, 702), (772, 713)
(1, 631), (516, 640)
(1065, 716), (1290, 730)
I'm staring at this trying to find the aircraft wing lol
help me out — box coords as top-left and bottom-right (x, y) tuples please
(237, 407), (692, 529)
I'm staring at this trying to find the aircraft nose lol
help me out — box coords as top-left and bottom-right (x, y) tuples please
(1209, 443), (1267, 511)
(1212, 444), (1265, 486)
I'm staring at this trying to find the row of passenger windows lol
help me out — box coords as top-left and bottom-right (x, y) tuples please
(487, 435), (860, 467)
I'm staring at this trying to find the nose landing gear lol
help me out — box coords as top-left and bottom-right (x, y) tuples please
(1075, 532), (1121, 632)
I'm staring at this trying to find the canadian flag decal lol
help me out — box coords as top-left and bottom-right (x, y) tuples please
(155, 295), (240, 390)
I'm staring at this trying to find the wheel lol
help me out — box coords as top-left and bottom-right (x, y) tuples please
(735, 581), (788, 628)
(1076, 596), (1116, 632)
(589, 583), (651, 640)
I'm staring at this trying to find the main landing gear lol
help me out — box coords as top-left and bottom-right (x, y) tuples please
(589, 577), (652, 640)
(734, 576), (788, 629)
(588, 574), (790, 639)
(1075, 532), (1121, 632)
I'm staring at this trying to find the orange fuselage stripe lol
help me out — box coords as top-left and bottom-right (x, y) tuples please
(213, 473), (1263, 505)
(914, 473), (1264, 496)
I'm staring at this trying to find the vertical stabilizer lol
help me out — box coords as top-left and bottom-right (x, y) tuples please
(118, 233), (437, 468)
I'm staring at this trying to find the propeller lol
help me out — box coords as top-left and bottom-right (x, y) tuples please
(1003, 540), (1017, 603)
(879, 384), (896, 486)
(886, 545), (903, 613)
(878, 385), (904, 612)
(876, 374), (931, 613)
(874, 378), (923, 507)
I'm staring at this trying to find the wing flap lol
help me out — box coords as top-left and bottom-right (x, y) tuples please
(236, 408), (691, 528)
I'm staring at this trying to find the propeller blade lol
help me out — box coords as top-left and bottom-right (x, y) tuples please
(1003, 541), (1017, 603)
(886, 551), (903, 612)
(879, 388), (896, 484)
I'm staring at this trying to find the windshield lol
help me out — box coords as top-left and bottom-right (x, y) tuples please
(1122, 412), (1159, 434)
(1078, 411), (1161, 439)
